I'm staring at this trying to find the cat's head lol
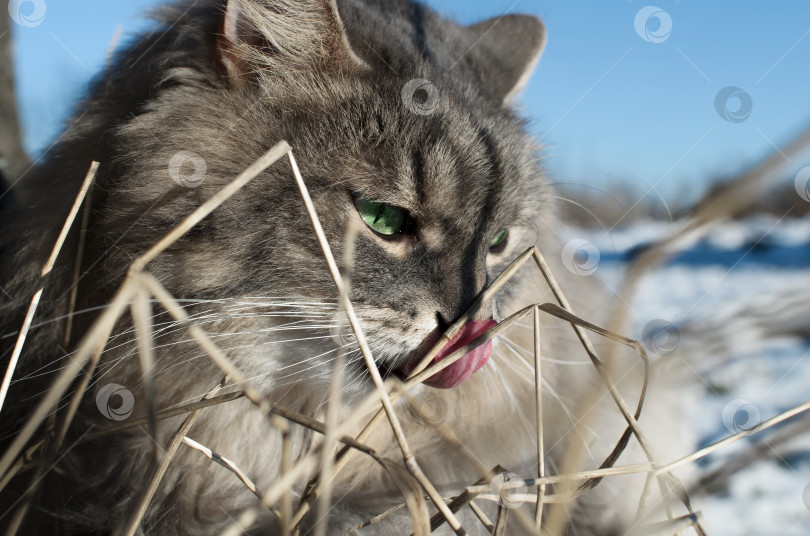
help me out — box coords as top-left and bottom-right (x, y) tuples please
(103, 0), (551, 397)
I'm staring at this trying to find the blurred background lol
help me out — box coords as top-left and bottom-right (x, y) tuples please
(3, 1), (810, 535)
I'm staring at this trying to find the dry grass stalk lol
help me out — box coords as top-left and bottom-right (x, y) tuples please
(533, 306), (545, 531)
(627, 513), (701, 536)
(687, 414), (810, 496)
(657, 398), (810, 476)
(118, 378), (228, 536)
(0, 161), (99, 414)
(180, 435), (273, 511)
(467, 501), (493, 531)
(276, 416), (293, 536)
(313, 219), (360, 536)
(131, 284), (159, 463)
(0, 275), (136, 481)
(63, 177), (94, 348)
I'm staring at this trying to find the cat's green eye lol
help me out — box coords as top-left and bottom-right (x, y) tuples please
(355, 198), (407, 236)
(490, 229), (509, 251)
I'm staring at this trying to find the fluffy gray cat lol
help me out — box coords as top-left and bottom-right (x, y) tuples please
(0, 1), (686, 534)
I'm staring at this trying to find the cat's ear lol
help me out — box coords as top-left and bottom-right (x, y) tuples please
(468, 15), (546, 105)
(216, 0), (368, 84)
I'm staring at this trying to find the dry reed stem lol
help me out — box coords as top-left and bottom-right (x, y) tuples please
(392, 383), (539, 534)
(0, 441), (41, 492)
(633, 472), (658, 524)
(627, 513), (701, 536)
(139, 277), (383, 460)
(63, 178), (94, 348)
(379, 459), (431, 536)
(657, 397), (810, 475)
(425, 473), (493, 533)
(346, 503), (410, 534)
(533, 240), (680, 534)
(313, 220), (359, 536)
(313, 352), (346, 536)
(467, 501), (493, 531)
(492, 503), (508, 535)
(181, 435), (276, 515)
(465, 462), (654, 494)
(130, 142), (291, 273)
(118, 378), (228, 536)
(0, 276), (135, 482)
(83, 391), (246, 440)
(687, 414), (810, 496)
(533, 306), (545, 531)
(140, 274), (268, 413)
(276, 416), (293, 536)
(132, 284), (159, 463)
(0, 161), (99, 414)
(52, 315), (106, 450)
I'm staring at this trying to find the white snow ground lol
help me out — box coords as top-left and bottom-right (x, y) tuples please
(564, 215), (810, 536)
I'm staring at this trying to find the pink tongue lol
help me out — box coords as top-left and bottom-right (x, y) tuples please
(423, 320), (497, 389)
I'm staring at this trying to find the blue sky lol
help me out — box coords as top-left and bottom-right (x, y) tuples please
(9, 1), (810, 206)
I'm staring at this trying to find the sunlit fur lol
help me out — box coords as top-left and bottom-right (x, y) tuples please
(0, 1), (690, 534)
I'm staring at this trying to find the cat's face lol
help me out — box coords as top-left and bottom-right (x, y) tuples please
(101, 0), (549, 397)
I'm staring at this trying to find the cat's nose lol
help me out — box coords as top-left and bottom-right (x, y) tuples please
(435, 299), (492, 330)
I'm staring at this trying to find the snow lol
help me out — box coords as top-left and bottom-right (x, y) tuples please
(568, 216), (810, 535)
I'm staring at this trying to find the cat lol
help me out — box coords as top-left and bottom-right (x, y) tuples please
(0, 1), (687, 534)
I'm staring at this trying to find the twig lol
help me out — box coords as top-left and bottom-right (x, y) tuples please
(0, 161), (99, 414)
(118, 378), (227, 536)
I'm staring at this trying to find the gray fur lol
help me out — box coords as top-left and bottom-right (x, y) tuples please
(0, 1), (674, 534)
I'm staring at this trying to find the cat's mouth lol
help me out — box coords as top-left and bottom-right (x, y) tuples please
(393, 320), (497, 389)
